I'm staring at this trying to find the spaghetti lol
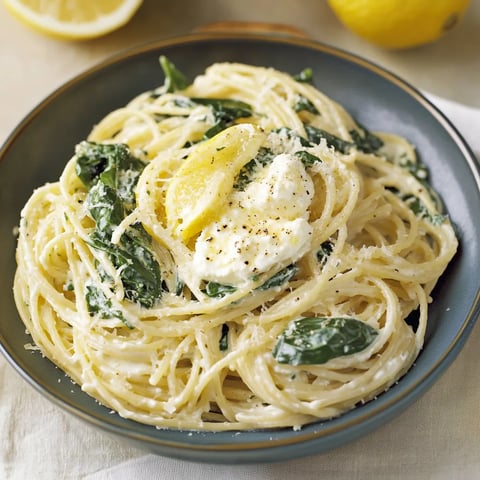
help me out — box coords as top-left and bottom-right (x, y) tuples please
(14, 59), (457, 430)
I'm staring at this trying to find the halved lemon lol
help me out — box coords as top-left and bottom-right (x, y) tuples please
(3, 0), (143, 40)
(165, 124), (266, 241)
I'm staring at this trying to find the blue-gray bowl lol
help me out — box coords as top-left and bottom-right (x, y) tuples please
(1, 32), (479, 464)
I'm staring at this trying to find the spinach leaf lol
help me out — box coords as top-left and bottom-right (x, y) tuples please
(203, 264), (298, 299)
(203, 282), (237, 298)
(85, 284), (131, 327)
(191, 98), (252, 117)
(77, 141), (163, 309)
(294, 150), (322, 167)
(108, 227), (161, 307)
(273, 127), (310, 147)
(386, 187), (446, 225)
(173, 97), (196, 108)
(294, 95), (319, 114)
(190, 98), (253, 139)
(75, 141), (145, 208)
(391, 156), (444, 213)
(234, 147), (276, 190)
(219, 324), (229, 351)
(273, 317), (378, 365)
(402, 194), (447, 225)
(76, 142), (130, 188)
(159, 55), (188, 93)
(87, 182), (125, 232)
(306, 123), (383, 155)
(316, 240), (333, 267)
(175, 278), (185, 296)
(257, 264), (299, 291)
(349, 123), (384, 153)
(304, 124), (352, 154)
(349, 129), (381, 153)
(88, 221), (162, 309)
(398, 155), (429, 183)
(293, 67), (314, 84)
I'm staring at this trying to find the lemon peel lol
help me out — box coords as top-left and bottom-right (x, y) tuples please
(328, 0), (471, 49)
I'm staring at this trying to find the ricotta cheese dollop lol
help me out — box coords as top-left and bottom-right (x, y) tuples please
(192, 153), (314, 284)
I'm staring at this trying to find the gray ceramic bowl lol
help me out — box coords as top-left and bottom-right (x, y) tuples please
(1, 32), (479, 464)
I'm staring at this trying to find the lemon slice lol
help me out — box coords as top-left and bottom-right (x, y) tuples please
(3, 0), (143, 40)
(165, 124), (266, 241)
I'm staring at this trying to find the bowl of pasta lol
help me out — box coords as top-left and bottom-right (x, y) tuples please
(1, 30), (479, 464)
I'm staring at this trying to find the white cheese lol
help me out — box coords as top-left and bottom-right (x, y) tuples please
(192, 153), (314, 284)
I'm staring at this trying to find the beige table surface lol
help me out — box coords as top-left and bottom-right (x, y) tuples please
(1, 0), (480, 145)
(1, 1), (479, 479)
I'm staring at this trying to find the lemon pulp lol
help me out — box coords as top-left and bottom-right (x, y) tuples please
(3, 0), (143, 40)
(165, 124), (266, 242)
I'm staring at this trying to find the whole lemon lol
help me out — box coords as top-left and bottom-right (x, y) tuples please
(328, 0), (471, 49)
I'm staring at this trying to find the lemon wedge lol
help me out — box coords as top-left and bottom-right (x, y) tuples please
(328, 0), (470, 49)
(165, 124), (266, 242)
(3, 0), (143, 40)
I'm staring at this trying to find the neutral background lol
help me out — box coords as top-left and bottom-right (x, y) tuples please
(1, 1), (479, 479)
(1, 0), (480, 145)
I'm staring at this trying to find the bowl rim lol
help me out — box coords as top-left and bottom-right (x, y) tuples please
(1, 30), (479, 458)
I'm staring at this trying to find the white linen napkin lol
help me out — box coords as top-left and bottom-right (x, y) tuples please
(1, 95), (479, 480)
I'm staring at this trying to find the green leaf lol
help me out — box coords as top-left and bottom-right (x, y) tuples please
(190, 97), (254, 139)
(203, 282), (237, 298)
(203, 264), (298, 299)
(304, 124), (353, 154)
(273, 127), (310, 147)
(402, 194), (447, 225)
(175, 277), (185, 296)
(293, 67), (314, 84)
(234, 147), (275, 190)
(89, 225), (162, 309)
(294, 150), (322, 167)
(173, 97), (196, 108)
(87, 182), (124, 232)
(306, 123), (383, 155)
(391, 156), (444, 213)
(273, 317), (378, 365)
(85, 284), (131, 327)
(397, 155), (429, 183)
(316, 240), (333, 267)
(159, 56), (188, 93)
(219, 324), (229, 351)
(75, 141), (145, 209)
(77, 141), (163, 309)
(202, 122), (226, 139)
(191, 98), (253, 118)
(294, 95), (319, 114)
(117, 225), (162, 307)
(76, 141), (128, 188)
(349, 123), (384, 153)
(257, 264), (299, 291)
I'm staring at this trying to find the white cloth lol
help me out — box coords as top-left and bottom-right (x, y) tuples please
(1, 95), (479, 480)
